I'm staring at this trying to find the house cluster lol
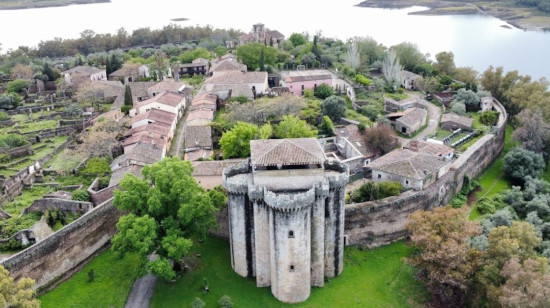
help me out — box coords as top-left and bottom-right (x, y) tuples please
(239, 23), (285, 47)
(384, 97), (428, 136)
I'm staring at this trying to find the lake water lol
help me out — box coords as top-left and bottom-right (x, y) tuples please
(1, 0), (549, 80)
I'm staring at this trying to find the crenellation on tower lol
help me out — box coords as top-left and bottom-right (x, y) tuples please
(222, 138), (348, 303)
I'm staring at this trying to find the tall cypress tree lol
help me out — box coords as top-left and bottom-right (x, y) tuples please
(106, 56), (113, 76)
(124, 84), (132, 106)
(259, 48), (265, 72)
(312, 35), (321, 61)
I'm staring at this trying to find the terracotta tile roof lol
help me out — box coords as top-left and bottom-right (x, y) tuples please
(129, 82), (156, 99)
(250, 138), (326, 167)
(386, 108), (415, 118)
(123, 133), (167, 149)
(63, 65), (103, 75)
(369, 149), (448, 180)
(211, 53), (237, 65)
(185, 150), (214, 162)
(410, 140), (454, 157)
(184, 125), (212, 149)
(112, 142), (163, 167)
(335, 125), (379, 158)
(191, 159), (247, 176)
(133, 108), (176, 126)
(190, 92), (218, 111)
(186, 109), (214, 123)
(134, 91), (185, 110)
(200, 84), (254, 99)
(109, 164), (144, 187)
(396, 107), (427, 128)
(441, 113), (474, 128)
(125, 122), (171, 138)
(283, 69), (332, 83)
(204, 71), (266, 85)
(210, 59), (247, 74)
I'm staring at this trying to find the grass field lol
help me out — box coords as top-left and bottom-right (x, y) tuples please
(39, 249), (141, 308)
(151, 237), (427, 308)
(469, 125), (515, 220)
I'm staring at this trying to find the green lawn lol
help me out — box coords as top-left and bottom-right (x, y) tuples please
(39, 249), (142, 308)
(151, 237), (427, 308)
(385, 92), (409, 101)
(469, 125), (515, 220)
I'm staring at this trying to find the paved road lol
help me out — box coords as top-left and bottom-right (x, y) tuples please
(125, 254), (158, 308)
(415, 98), (442, 141)
(168, 104), (191, 158)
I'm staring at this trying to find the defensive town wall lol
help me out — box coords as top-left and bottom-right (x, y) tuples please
(1, 198), (119, 293)
(345, 98), (507, 247)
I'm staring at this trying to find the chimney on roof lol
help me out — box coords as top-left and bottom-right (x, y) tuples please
(148, 131), (153, 139)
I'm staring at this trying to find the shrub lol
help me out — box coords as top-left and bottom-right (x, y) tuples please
(80, 157), (111, 177)
(0, 134), (30, 150)
(352, 181), (402, 203)
(6, 79), (29, 93)
(0, 112), (10, 121)
(314, 83), (333, 99)
(378, 181), (403, 199)
(218, 295), (233, 308)
(0, 153), (9, 163)
(227, 95), (249, 104)
(503, 147), (545, 185)
(72, 189), (90, 202)
(303, 89), (314, 99)
(88, 269), (95, 282)
(121, 105), (132, 115)
(479, 111), (500, 126)
(356, 74), (372, 86)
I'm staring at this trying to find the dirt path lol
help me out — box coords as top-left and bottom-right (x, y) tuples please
(125, 254), (157, 308)
(168, 105), (191, 158)
(415, 98), (441, 141)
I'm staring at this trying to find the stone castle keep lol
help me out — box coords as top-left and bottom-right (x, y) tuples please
(222, 138), (349, 303)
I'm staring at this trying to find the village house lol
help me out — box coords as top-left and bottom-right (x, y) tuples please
(185, 109), (215, 127)
(128, 81), (156, 103)
(184, 125), (213, 158)
(108, 65), (141, 83)
(130, 90), (187, 119)
(401, 70), (422, 91)
(384, 97), (419, 113)
(109, 143), (163, 187)
(62, 65), (106, 84)
(433, 92), (453, 107)
(280, 69), (333, 97)
(440, 113), (474, 131)
(147, 80), (190, 97)
(369, 147), (452, 190)
(405, 140), (454, 161)
(394, 107), (427, 136)
(481, 96), (494, 112)
(239, 23), (285, 47)
(202, 71), (268, 98)
(179, 58), (209, 77)
(131, 108), (177, 132)
(189, 92), (217, 111)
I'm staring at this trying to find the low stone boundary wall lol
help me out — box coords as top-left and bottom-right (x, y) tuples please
(21, 198), (93, 216)
(1, 198), (120, 292)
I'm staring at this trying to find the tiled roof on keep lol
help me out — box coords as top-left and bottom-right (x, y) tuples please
(250, 138), (326, 167)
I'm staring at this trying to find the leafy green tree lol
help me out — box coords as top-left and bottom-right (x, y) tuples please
(214, 45), (228, 57)
(80, 157), (110, 177)
(450, 101), (466, 116)
(42, 62), (57, 81)
(314, 84), (333, 99)
(363, 123), (399, 155)
(479, 111), (500, 126)
(220, 122), (259, 159)
(513, 108), (550, 156)
(259, 123), (273, 139)
(112, 157), (219, 280)
(0, 265), (40, 308)
(236, 43), (277, 71)
(498, 257), (550, 308)
(406, 206), (481, 306)
(65, 103), (83, 118)
(6, 79), (29, 94)
(179, 48), (210, 64)
(393, 42), (425, 72)
(289, 33), (307, 47)
(311, 35), (321, 61)
(434, 51), (457, 77)
(503, 147), (545, 184)
(124, 84), (133, 107)
(275, 115), (317, 139)
(319, 115), (334, 136)
(300, 52), (317, 68)
(0, 93), (21, 110)
(321, 95), (346, 121)
(300, 100), (321, 125)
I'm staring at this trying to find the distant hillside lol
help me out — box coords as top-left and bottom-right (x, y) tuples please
(0, 0), (110, 10)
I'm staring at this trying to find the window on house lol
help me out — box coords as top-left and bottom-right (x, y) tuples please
(289, 265), (295, 272)
(301, 85), (305, 90)
(288, 231), (294, 238)
(406, 180), (409, 185)
(378, 174), (382, 179)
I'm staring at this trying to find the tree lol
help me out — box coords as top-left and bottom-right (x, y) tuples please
(319, 115), (334, 136)
(259, 123), (273, 139)
(220, 122), (259, 159)
(75, 81), (107, 104)
(300, 52), (317, 68)
(65, 103), (83, 118)
(393, 42), (425, 72)
(346, 40), (360, 71)
(106, 55), (113, 76)
(218, 295), (233, 308)
(355, 36), (386, 65)
(311, 35), (321, 61)
(450, 101), (466, 116)
(434, 51), (457, 77)
(289, 33), (306, 47)
(124, 84), (133, 107)
(275, 115), (317, 138)
(503, 147), (545, 184)
(6, 79), (29, 94)
(406, 206), (481, 306)
(479, 111), (500, 126)
(321, 95), (346, 121)
(314, 83), (333, 99)
(382, 49), (402, 87)
(0, 265), (40, 308)
(80, 157), (110, 177)
(452, 88), (480, 111)
(10, 64), (33, 80)
(478, 221), (542, 303)
(236, 43), (277, 71)
(72, 189), (90, 202)
(455, 67), (478, 85)
(112, 157), (219, 280)
(0, 93), (22, 110)
(179, 48), (210, 64)
(498, 257), (550, 308)
(363, 123), (399, 155)
(259, 48), (265, 71)
(513, 108), (550, 156)
(77, 118), (126, 160)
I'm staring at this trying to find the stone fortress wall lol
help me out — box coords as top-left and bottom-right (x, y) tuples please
(345, 97), (507, 247)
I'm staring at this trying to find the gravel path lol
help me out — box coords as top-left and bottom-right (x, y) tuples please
(125, 274), (157, 308)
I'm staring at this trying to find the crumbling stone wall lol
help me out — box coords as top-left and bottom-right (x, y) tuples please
(21, 198), (93, 216)
(1, 198), (120, 292)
